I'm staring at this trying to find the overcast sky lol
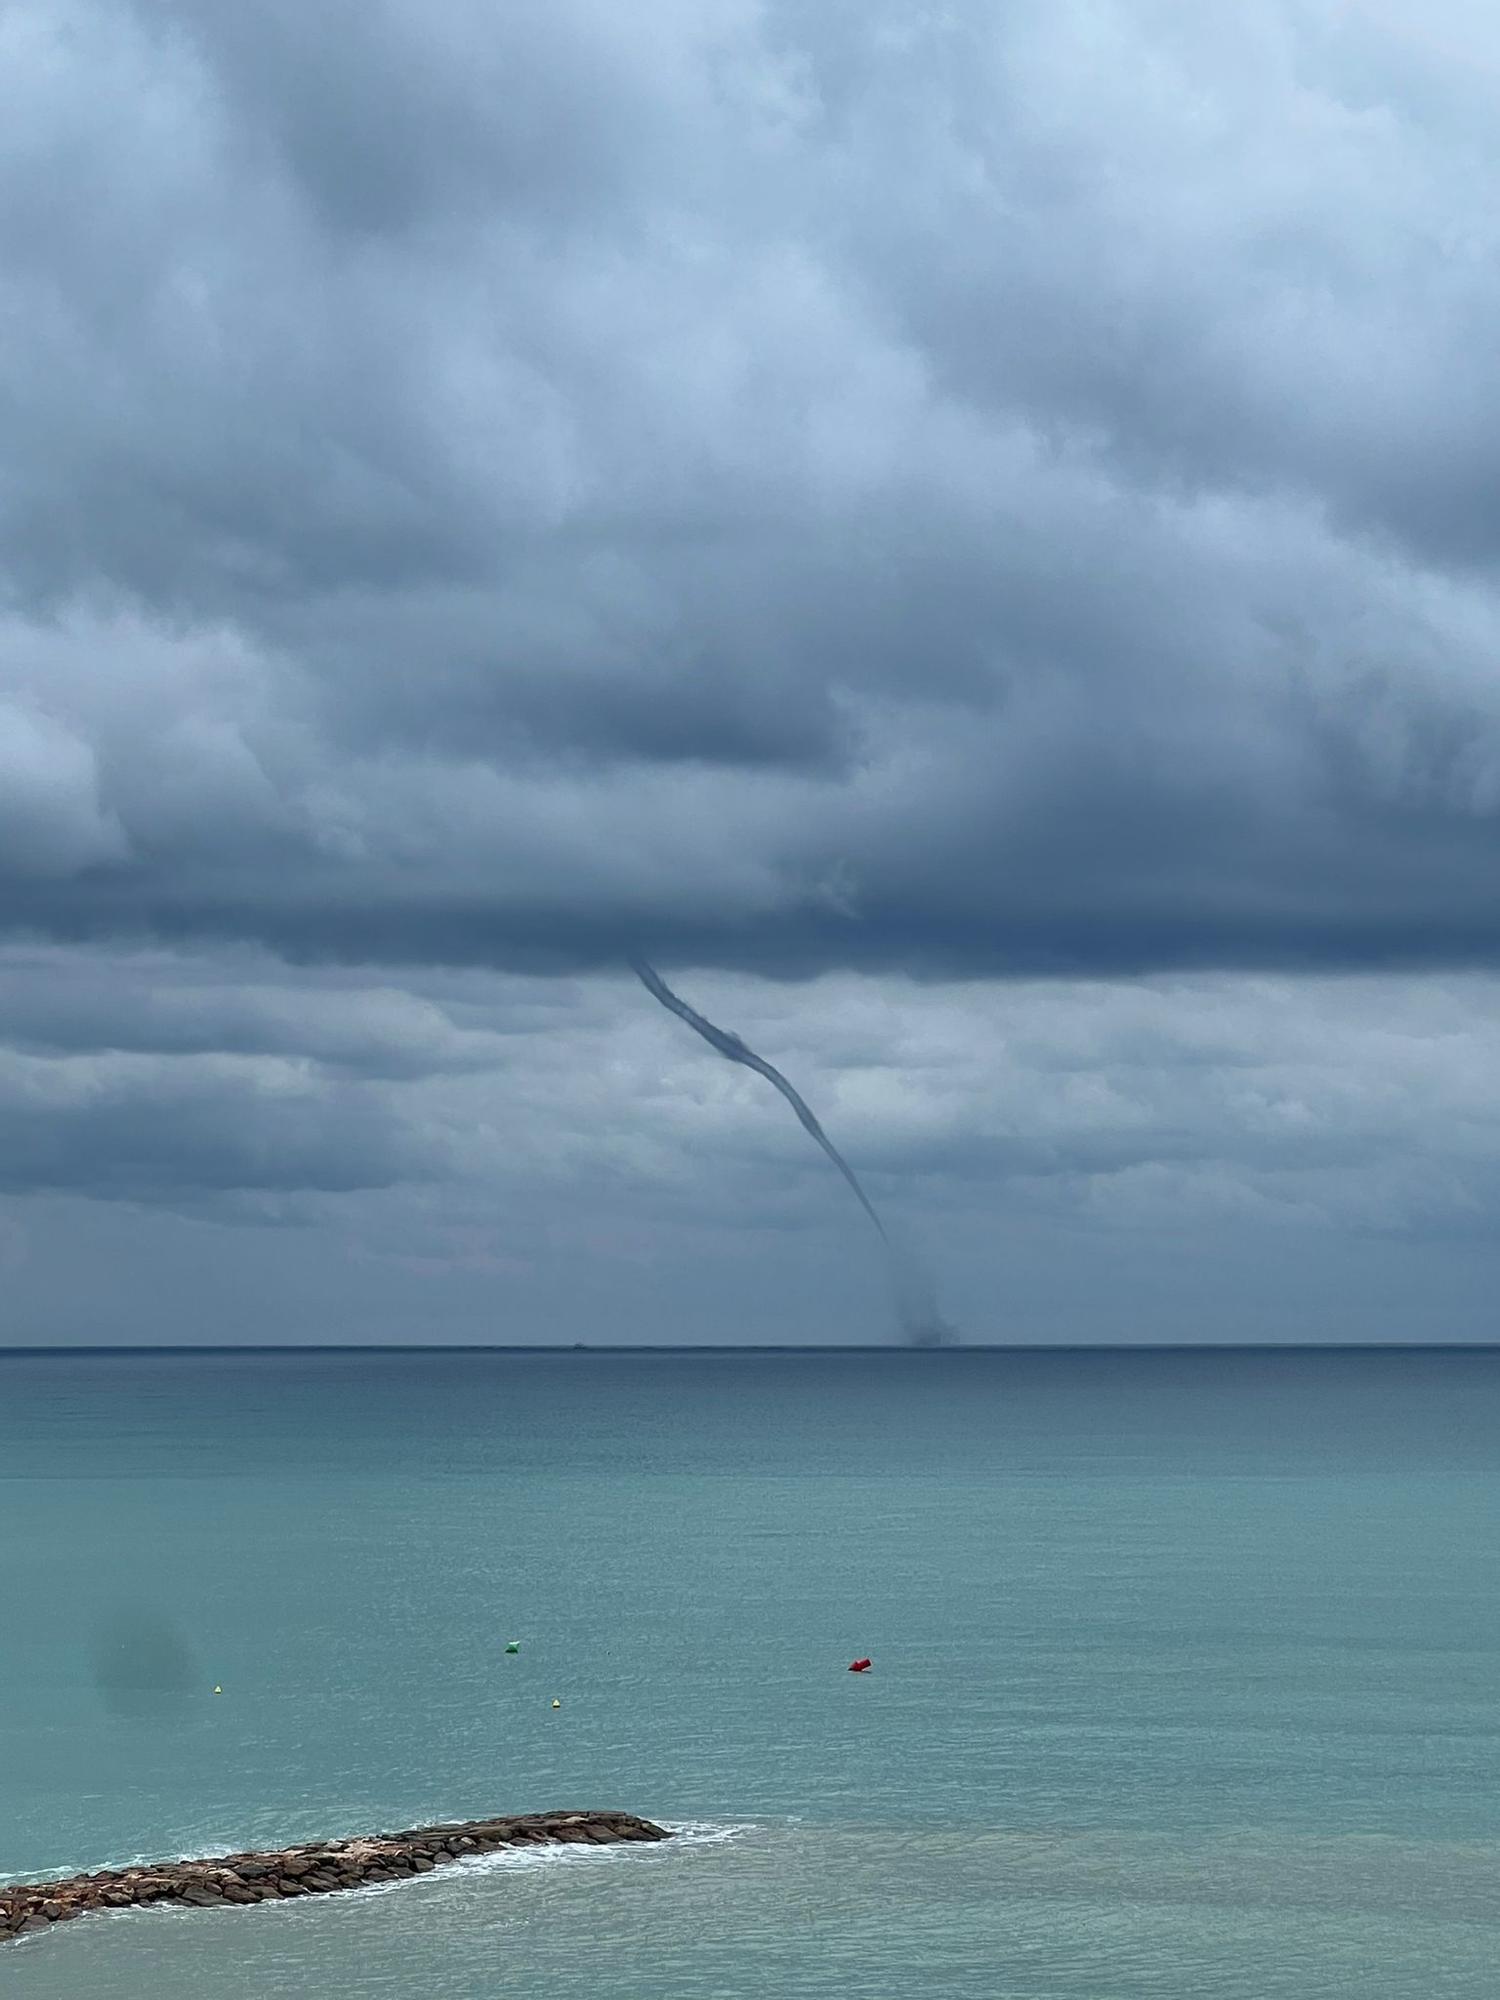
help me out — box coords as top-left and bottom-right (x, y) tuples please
(4, 0), (1500, 1345)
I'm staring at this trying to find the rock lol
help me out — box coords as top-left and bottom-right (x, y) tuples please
(2, 1812), (673, 1944)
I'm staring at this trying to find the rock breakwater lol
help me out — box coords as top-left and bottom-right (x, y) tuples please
(0, 1810), (671, 1943)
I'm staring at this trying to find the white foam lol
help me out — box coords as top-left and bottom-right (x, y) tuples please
(445, 1817), (758, 1880)
(667, 1820), (760, 1849)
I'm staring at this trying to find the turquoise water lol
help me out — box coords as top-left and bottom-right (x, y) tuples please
(3, 1348), (1499, 1996)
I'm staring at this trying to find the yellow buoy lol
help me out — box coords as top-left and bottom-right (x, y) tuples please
(213, 1686), (222, 1695)
(551, 1698), (561, 1709)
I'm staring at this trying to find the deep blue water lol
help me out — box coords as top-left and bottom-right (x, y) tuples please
(3, 1347), (1499, 1996)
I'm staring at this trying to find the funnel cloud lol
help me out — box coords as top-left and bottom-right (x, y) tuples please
(632, 958), (955, 1344)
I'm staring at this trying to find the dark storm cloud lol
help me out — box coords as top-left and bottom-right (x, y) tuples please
(5, 0), (1500, 991)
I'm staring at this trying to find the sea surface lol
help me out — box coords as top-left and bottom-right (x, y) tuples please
(2, 1346), (1499, 1998)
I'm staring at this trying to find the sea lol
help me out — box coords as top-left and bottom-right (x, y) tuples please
(2, 1346), (1499, 1999)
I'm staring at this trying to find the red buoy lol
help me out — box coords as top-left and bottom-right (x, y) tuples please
(848, 1657), (872, 1672)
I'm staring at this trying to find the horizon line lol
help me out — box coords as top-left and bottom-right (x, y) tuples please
(3, 1342), (1500, 1357)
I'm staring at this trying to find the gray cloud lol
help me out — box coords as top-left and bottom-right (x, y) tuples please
(0, 1046), (439, 1207)
(4, 952), (1500, 1342)
(2, 2), (1500, 980)
(3, 1), (1500, 1339)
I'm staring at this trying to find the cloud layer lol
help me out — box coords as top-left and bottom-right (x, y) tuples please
(3, 1), (1499, 1338)
(2, 944), (1498, 1343)
(4, 0), (1500, 978)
